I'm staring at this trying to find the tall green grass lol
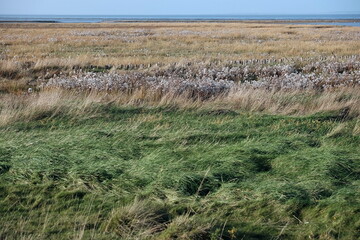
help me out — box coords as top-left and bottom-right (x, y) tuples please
(0, 104), (359, 239)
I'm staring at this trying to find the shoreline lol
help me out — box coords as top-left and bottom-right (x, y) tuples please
(0, 19), (359, 24)
(109, 19), (360, 23)
(0, 20), (59, 23)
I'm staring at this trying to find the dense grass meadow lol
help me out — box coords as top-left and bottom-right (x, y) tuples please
(0, 22), (360, 239)
(0, 98), (359, 239)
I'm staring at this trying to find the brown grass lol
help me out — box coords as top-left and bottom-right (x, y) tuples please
(1, 22), (359, 79)
(0, 22), (359, 119)
(1, 86), (359, 127)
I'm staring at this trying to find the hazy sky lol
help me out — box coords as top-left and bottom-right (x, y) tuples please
(1, 0), (360, 15)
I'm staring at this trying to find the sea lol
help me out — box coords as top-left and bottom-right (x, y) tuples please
(0, 14), (360, 26)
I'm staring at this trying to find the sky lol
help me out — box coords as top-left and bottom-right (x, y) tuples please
(0, 0), (360, 15)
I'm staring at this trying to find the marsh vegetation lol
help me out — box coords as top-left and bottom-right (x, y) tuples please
(0, 22), (359, 239)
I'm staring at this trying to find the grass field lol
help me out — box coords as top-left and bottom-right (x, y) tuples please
(1, 22), (359, 83)
(0, 98), (359, 239)
(0, 22), (360, 239)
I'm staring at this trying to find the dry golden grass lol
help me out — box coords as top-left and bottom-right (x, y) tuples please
(222, 87), (360, 116)
(1, 22), (359, 74)
(1, 86), (359, 127)
(0, 22), (359, 119)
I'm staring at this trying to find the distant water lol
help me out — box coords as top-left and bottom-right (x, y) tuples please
(288, 22), (360, 27)
(0, 14), (359, 25)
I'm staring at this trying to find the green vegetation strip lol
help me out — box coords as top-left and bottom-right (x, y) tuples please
(0, 106), (359, 239)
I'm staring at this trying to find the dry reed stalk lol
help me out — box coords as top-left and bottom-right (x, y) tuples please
(1, 86), (359, 127)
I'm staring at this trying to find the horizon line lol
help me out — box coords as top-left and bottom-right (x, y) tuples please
(1, 12), (360, 16)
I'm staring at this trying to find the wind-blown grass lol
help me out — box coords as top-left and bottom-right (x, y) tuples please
(0, 93), (359, 239)
(1, 87), (359, 127)
(0, 21), (359, 239)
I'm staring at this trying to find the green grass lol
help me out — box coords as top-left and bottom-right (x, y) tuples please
(0, 105), (359, 239)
